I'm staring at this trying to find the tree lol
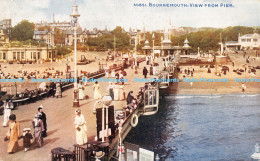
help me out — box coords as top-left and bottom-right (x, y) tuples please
(11, 20), (35, 41)
(56, 45), (71, 58)
(171, 26), (257, 52)
(87, 26), (131, 51)
(54, 28), (65, 45)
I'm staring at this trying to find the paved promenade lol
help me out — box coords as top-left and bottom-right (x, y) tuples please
(0, 57), (149, 161)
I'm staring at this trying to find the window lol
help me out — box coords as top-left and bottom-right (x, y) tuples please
(3, 52), (6, 60)
(21, 52), (25, 59)
(33, 52), (36, 59)
(145, 90), (157, 106)
(253, 39), (258, 42)
(0, 52), (2, 60)
(13, 52), (16, 60)
(17, 52), (20, 60)
(38, 52), (41, 59)
(49, 52), (52, 58)
(241, 39), (246, 42)
(247, 39), (251, 42)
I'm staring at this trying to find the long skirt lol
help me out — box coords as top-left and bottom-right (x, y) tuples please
(7, 140), (19, 153)
(114, 88), (119, 100)
(2, 109), (11, 127)
(79, 88), (85, 100)
(94, 89), (102, 99)
(119, 89), (125, 100)
(55, 87), (62, 97)
(76, 125), (88, 145)
(34, 127), (43, 147)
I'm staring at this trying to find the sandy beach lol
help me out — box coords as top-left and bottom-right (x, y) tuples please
(169, 50), (260, 95)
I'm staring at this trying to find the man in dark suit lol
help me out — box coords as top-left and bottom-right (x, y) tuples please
(38, 105), (47, 137)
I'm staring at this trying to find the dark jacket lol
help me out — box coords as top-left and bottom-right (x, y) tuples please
(143, 68), (148, 75)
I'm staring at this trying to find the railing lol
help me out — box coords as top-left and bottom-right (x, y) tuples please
(74, 142), (109, 161)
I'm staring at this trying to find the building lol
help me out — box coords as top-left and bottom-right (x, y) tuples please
(0, 19), (12, 43)
(127, 28), (146, 45)
(33, 30), (55, 46)
(0, 46), (56, 62)
(87, 28), (110, 38)
(0, 27), (9, 43)
(35, 14), (72, 31)
(65, 29), (88, 45)
(225, 33), (260, 50)
(142, 25), (191, 56)
(127, 29), (137, 45)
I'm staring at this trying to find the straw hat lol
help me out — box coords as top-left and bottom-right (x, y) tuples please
(23, 128), (31, 132)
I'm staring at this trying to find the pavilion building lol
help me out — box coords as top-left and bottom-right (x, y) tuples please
(142, 25), (191, 57)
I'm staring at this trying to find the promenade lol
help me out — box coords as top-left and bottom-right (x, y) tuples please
(0, 53), (149, 161)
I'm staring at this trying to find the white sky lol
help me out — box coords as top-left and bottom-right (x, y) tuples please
(0, 0), (259, 31)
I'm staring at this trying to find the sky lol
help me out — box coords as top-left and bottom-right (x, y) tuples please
(0, 0), (260, 31)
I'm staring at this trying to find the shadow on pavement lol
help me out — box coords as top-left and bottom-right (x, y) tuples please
(47, 129), (59, 137)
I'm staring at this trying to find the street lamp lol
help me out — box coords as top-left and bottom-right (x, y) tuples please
(71, 4), (80, 107)
(152, 33), (155, 61)
(93, 93), (112, 142)
(102, 93), (112, 142)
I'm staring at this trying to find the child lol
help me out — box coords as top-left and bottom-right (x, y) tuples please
(22, 128), (33, 152)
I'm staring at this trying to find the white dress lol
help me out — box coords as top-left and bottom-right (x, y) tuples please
(78, 84), (85, 100)
(93, 84), (102, 99)
(111, 70), (115, 78)
(2, 102), (13, 127)
(114, 85), (119, 100)
(74, 114), (88, 145)
(153, 66), (157, 75)
(105, 71), (109, 78)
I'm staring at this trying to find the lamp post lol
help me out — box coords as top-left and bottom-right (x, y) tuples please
(93, 93), (112, 142)
(71, 4), (80, 107)
(152, 33), (155, 61)
(118, 122), (123, 161)
(102, 93), (112, 142)
(134, 35), (137, 65)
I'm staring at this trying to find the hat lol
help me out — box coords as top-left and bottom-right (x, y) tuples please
(38, 104), (43, 111)
(23, 128), (31, 132)
(75, 109), (81, 114)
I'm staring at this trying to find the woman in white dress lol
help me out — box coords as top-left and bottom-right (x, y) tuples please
(119, 85), (125, 100)
(74, 109), (88, 145)
(2, 100), (13, 127)
(105, 70), (109, 78)
(78, 82), (85, 100)
(153, 66), (157, 75)
(93, 82), (102, 99)
(111, 70), (115, 78)
(113, 84), (119, 101)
